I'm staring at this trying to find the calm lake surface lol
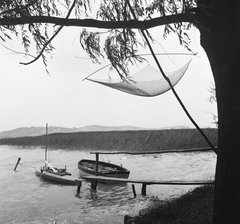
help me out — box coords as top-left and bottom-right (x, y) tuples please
(0, 146), (216, 224)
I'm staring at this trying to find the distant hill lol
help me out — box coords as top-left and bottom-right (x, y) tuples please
(0, 125), (147, 138)
(0, 125), (190, 139)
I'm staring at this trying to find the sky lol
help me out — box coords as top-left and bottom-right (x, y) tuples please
(0, 25), (217, 132)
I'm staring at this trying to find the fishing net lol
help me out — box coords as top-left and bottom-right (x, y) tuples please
(85, 60), (191, 97)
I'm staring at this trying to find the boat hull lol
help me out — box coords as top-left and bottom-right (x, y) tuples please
(78, 159), (130, 183)
(36, 170), (77, 185)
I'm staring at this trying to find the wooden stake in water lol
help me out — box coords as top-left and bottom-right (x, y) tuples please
(14, 157), (21, 171)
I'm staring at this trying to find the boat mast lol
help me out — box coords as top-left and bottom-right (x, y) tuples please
(45, 123), (48, 163)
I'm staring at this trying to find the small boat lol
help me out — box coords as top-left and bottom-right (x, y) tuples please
(35, 124), (77, 185)
(78, 159), (130, 181)
(35, 161), (77, 185)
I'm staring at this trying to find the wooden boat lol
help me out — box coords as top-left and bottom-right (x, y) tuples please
(35, 161), (77, 185)
(35, 124), (77, 185)
(78, 159), (130, 181)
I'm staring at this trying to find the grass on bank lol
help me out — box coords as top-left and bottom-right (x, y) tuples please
(0, 128), (217, 152)
(126, 185), (214, 224)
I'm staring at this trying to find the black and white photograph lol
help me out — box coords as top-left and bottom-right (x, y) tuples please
(0, 1), (237, 223)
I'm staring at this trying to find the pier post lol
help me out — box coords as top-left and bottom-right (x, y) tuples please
(141, 183), (147, 196)
(132, 184), (137, 198)
(91, 180), (98, 190)
(91, 180), (94, 189)
(93, 153), (99, 190)
(77, 181), (82, 195)
(95, 153), (99, 176)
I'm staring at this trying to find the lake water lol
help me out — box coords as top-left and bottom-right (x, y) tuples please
(0, 146), (216, 224)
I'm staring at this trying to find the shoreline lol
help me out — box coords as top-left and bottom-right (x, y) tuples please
(124, 185), (214, 224)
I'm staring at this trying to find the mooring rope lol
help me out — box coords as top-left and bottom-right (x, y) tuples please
(18, 162), (36, 169)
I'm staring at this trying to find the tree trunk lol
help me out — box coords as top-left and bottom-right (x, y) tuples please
(203, 36), (240, 224)
(196, 1), (240, 223)
(213, 50), (240, 224)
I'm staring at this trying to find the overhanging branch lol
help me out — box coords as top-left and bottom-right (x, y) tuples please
(20, 0), (77, 66)
(0, 12), (196, 29)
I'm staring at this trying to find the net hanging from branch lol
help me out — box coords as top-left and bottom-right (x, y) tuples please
(85, 60), (191, 97)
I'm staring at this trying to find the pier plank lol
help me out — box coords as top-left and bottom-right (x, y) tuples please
(76, 175), (214, 185)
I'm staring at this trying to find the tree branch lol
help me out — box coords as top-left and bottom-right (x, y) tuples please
(20, 0), (77, 66)
(0, 12), (196, 29)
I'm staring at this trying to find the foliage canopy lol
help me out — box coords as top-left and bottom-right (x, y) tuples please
(0, 0), (196, 74)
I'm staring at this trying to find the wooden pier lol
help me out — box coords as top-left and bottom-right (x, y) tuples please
(75, 175), (214, 197)
(76, 147), (215, 197)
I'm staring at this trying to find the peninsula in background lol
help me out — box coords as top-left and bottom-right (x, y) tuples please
(0, 125), (190, 139)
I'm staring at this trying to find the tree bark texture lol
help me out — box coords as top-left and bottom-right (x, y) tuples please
(197, 0), (240, 223)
